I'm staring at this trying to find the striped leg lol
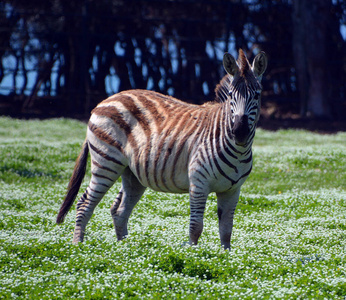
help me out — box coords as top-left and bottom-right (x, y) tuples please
(188, 183), (209, 246)
(73, 142), (125, 243)
(216, 187), (240, 250)
(110, 168), (146, 241)
(73, 173), (118, 243)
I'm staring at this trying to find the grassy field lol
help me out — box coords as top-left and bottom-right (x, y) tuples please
(0, 117), (345, 299)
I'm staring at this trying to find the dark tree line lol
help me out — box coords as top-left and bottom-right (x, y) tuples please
(0, 0), (345, 119)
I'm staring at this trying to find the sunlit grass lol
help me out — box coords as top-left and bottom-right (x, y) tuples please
(0, 117), (345, 299)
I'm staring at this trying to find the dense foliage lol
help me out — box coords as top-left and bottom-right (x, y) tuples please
(0, 118), (345, 298)
(0, 1), (345, 118)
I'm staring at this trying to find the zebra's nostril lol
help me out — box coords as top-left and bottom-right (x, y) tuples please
(232, 114), (250, 144)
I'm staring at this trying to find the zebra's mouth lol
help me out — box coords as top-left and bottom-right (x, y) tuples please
(234, 137), (249, 147)
(232, 115), (250, 146)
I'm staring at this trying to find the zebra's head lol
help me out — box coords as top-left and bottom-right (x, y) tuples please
(222, 49), (267, 146)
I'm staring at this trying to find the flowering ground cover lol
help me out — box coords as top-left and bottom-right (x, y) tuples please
(0, 117), (345, 299)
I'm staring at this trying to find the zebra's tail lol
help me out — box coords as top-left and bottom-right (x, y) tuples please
(56, 140), (89, 224)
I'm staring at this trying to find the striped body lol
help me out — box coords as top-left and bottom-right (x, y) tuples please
(89, 90), (252, 194)
(57, 49), (268, 250)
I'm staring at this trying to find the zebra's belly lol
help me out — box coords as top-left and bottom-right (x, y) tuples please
(128, 153), (190, 194)
(132, 166), (190, 193)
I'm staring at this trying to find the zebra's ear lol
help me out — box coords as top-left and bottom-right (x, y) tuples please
(252, 51), (268, 79)
(223, 53), (239, 76)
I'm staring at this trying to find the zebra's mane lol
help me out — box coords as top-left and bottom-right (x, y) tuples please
(214, 50), (262, 103)
(214, 74), (232, 103)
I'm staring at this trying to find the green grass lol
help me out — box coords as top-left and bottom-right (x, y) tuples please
(0, 116), (345, 299)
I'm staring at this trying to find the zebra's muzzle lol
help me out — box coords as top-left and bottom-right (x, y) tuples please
(232, 114), (250, 146)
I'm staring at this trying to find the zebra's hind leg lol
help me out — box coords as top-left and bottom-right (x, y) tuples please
(110, 167), (146, 241)
(73, 170), (121, 244)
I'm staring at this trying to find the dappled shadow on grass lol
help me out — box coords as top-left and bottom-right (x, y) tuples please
(144, 244), (233, 281)
(0, 165), (62, 182)
(237, 196), (277, 213)
(257, 112), (346, 133)
(0, 198), (26, 211)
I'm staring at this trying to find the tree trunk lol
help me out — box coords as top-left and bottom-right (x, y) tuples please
(292, 0), (331, 118)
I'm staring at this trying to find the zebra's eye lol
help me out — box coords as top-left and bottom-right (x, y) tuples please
(254, 92), (261, 100)
(231, 111), (235, 123)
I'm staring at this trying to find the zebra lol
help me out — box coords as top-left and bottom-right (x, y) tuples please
(56, 49), (267, 250)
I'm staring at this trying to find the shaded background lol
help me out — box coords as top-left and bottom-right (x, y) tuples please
(0, 0), (345, 128)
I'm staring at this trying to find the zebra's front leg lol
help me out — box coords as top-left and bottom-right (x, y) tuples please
(189, 184), (209, 246)
(110, 168), (146, 241)
(216, 187), (241, 250)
